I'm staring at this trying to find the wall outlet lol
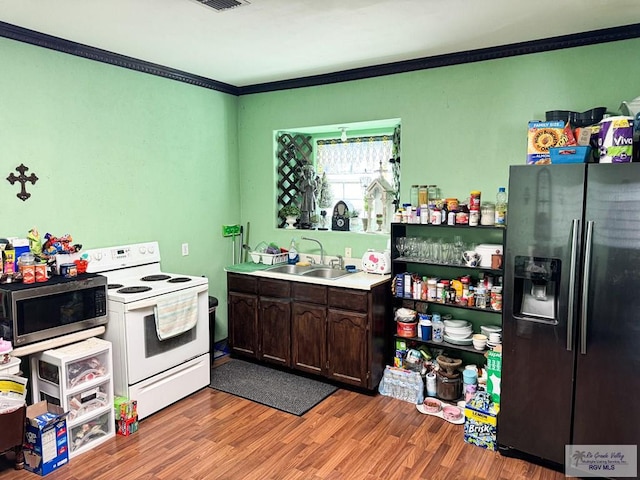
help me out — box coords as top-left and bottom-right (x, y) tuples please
(182, 243), (189, 256)
(344, 247), (352, 258)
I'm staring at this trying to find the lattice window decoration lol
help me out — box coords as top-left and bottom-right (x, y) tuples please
(276, 132), (313, 228)
(390, 124), (401, 210)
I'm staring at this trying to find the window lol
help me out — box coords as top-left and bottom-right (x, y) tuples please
(316, 135), (395, 215)
(275, 119), (400, 231)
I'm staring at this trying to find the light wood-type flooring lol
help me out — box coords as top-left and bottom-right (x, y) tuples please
(0, 361), (564, 480)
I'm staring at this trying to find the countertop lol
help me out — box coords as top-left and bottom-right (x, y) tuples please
(225, 262), (391, 290)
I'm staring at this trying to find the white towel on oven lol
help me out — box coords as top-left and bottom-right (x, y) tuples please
(154, 291), (198, 340)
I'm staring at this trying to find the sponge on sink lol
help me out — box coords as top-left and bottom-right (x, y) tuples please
(296, 261), (311, 267)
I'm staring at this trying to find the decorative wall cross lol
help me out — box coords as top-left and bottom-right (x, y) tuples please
(7, 164), (38, 201)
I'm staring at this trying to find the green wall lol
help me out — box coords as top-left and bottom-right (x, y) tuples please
(1, 35), (639, 342)
(0, 37), (239, 341)
(238, 38), (640, 265)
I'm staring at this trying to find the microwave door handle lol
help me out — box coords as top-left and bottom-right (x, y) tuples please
(566, 219), (580, 351)
(125, 284), (209, 312)
(580, 220), (594, 355)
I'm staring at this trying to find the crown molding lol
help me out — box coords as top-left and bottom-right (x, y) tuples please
(0, 21), (239, 95)
(1, 20), (639, 97)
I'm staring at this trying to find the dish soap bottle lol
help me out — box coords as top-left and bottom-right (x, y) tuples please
(288, 238), (299, 264)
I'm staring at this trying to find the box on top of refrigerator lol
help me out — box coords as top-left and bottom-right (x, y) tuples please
(527, 120), (576, 165)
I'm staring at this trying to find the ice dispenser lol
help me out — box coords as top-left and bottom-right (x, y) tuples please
(512, 256), (560, 324)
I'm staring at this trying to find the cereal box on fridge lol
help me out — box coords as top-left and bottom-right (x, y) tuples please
(527, 120), (577, 165)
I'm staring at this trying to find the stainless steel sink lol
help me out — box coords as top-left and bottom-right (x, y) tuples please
(300, 267), (352, 280)
(266, 264), (313, 275)
(266, 264), (352, 280)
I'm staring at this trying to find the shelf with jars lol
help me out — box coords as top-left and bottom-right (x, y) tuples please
(390, 222), (505, 358)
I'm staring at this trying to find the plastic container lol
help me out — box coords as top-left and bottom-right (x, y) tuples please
(549, 146), (591, 164)
(397, 321), (417, 338)
(432, 317), (444, 343)
(287, 238), (299, 264)
(495, 187), (507, 226)
(480, 202), (495, 226)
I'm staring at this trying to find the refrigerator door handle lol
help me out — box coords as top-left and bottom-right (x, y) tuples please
(566, 219), (580, 351)
(580, 220), (594, 355)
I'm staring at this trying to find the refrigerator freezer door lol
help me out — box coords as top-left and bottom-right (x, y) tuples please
(499, 164), (586, 465)
(572, 163), (640, 448)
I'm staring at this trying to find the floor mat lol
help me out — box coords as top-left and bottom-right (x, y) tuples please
(209, 358), (338, 416)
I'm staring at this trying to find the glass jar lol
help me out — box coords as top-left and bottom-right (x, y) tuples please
(410, 185), (419, 207)
(480, 202), (496, 226)
(418, 185), (429, 206)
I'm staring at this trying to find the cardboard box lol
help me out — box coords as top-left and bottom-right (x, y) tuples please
(464, 403), (498, 451)
(527, 120), (577, 164)
(24, 401), (69, 476)
(486, 350), (502, 404)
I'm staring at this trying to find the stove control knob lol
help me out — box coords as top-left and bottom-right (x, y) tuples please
(139, 246), (147, 254)
(93, 252), (103, 261)
(148, 244), (155, 254)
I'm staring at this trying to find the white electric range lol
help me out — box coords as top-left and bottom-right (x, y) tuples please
(85, 241), (210, 420)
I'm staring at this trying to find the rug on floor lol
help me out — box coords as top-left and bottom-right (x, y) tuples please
(210, 358), (338, 416)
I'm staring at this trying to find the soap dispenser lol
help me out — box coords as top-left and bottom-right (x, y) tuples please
(288, 238), (299, 264)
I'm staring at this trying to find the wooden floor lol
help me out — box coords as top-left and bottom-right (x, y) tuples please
(0, 362), (564, 480)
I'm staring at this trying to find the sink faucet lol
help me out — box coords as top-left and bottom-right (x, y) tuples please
(301, 237), (324, 265)
(329, 255), (344, 270)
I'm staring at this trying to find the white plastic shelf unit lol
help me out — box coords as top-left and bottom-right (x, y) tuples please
(30, 337), (115, 458)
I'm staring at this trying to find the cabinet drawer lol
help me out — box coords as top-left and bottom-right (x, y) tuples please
(227, 273), (258, 294)
(292, 283), (327, 304)
(259, 278), (290, 298)
(328, 288), (369, 313)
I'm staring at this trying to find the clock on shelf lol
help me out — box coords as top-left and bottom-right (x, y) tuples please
(332, 200), (350, 231)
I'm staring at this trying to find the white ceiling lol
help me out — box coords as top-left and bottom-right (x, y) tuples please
(1, 0), (639, 87)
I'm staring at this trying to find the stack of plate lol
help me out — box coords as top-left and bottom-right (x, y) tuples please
(481, 325), (502, 348)
(443, 319), (473, 345)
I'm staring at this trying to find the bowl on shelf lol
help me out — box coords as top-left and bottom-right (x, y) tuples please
(443, 334), (473, 346)
(443, 319), (469, 329)
(444, 329), (472, 340)
(472, 333), (488, 351)
(444, 325), (473, 337)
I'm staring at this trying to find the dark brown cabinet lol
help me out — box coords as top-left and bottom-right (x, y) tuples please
(227, 272), (390, 390)
(292, 302), (326, 375)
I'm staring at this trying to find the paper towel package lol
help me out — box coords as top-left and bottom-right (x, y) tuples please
(598, 116), (634, 163)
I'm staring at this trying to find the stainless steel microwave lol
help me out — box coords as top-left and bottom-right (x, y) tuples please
(0, 273), (108, 347)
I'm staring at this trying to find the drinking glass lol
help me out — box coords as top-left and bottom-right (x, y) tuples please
(395, 237), (407, 258)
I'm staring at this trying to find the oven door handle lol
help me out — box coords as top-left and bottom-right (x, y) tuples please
(124, 284), (209, 312)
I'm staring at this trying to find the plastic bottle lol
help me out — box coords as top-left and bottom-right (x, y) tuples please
(495, 187), (507, 226)
(287, 238), (299, 264)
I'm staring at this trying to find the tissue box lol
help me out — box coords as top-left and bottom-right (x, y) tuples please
(24, 401), (69, 476)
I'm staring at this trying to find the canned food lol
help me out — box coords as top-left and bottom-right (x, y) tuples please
(35, 263), (48, 282)
(60, 263), (78, 278)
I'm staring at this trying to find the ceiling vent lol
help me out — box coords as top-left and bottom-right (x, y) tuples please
(194, 0), (251, 12)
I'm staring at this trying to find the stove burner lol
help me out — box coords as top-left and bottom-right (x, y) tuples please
(118, 286), (152, 294)
(141, 274), (171, 282)
(167, 277), (192, 283)
(108, 284), (124, 289)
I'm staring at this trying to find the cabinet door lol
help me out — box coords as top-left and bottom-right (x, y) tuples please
(327, 308), (368, 387)
(291, 302), (326, 375)
(259, 297), (291, 366)
(228, 291), (258, 357)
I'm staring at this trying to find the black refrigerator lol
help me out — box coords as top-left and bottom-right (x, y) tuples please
(498, 163), (640, 471)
